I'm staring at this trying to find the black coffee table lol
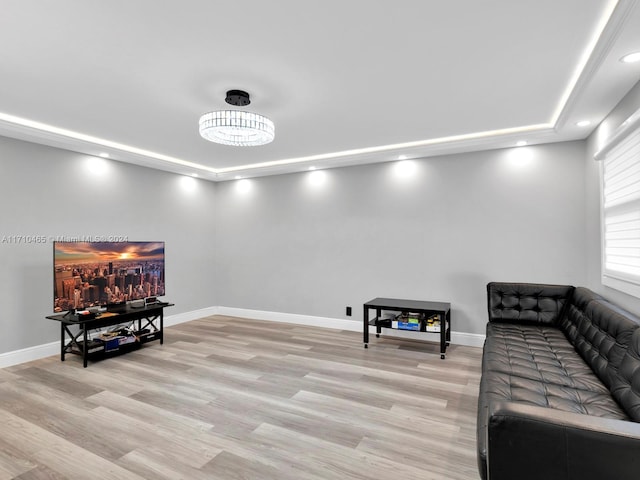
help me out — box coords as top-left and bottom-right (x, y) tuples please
(363, 297), (451, 358)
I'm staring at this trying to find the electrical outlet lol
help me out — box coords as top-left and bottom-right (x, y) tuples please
(346, 306), (352, 316)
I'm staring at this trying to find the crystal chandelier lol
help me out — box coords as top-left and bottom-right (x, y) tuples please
(199, 90), (274, 147)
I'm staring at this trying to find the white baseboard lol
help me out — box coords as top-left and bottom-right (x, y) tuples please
(217, 306), (358, 331)
(0, 341), (60, 369)
(164, 306), (220, 327)
(451, 331), (486, 348)
(0, 305), (484, 368)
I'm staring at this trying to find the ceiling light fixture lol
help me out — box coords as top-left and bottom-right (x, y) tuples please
(576, 120), (592, 127)
(199, 90), (274, 147)
(516, 140), (528, 147)
(620, 52), (640, 64)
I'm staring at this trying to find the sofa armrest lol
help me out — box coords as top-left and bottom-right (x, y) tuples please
(487, 401), (640, 480)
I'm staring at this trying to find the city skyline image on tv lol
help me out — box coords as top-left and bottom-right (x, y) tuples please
(53, 241), (165, 312)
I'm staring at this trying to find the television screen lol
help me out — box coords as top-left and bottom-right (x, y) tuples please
(53, 241), (165, 312)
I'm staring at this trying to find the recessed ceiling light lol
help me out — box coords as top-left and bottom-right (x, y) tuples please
(98, 152), (110, 158)
(308, 169), (327, 186)
(180, 176), (197, 192)
(576, 120), (592, 127)
(191, 173), (199, 177)
(620, 52), (640, 64)
(516, 141), (528, 147)
(398, 155), (408, 160)
(394, 160), (417, 178)
(86, 157), (109, 175)
(235, 175), (242, 180)
(236, 179), (252, 193)
(309, 166), (316, 171)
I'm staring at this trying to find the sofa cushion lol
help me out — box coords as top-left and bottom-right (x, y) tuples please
(479, 369), (627, 418)
(560, 288), (640, 389)
(487, 282), (574, 325)
(484, 323), (611, 394)
(611, 329), (640, 421)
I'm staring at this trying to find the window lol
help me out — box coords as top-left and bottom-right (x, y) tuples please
(596, 108), (640, 297)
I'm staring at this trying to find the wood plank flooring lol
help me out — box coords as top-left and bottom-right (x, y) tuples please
(0, 316), (483, 480)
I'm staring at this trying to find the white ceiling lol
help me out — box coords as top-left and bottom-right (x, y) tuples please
(1, 0), (640, 181)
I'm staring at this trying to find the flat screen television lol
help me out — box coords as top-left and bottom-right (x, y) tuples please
(53, 241), (165, 313)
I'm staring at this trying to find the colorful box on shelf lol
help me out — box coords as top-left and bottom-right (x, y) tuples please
(104, 337), (121, 352)
(393, 313), (422, 330)
(424, 314), (442, 332)
(101, 335), (137, 352)
(395, 320), (421, 331)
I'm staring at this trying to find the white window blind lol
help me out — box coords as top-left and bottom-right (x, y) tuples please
(599, 109), (640, 296)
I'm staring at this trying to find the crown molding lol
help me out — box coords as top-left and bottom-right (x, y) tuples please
(593, 106), (640, 160)
(554, 0), (636, 130)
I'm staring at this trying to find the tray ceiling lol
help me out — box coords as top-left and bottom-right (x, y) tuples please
(1, 0), (640, 180)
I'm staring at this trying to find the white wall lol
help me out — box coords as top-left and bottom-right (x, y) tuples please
(0, 132), (592, 358)
(0, 136), (218, 355)
(586, 79), (640, 315)
(215, 141), (588, 335)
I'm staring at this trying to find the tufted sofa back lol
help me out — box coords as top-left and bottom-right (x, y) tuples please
(487, 282), (574, 325)
(611, 328), (640, 421)
(557, 286), (603, 342)
(560, 287), (640, 391)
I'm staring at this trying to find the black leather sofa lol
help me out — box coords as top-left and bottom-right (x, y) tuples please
(477, 282), (640, 480)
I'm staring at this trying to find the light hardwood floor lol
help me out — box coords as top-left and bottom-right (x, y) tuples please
(0, 316), (483, 480)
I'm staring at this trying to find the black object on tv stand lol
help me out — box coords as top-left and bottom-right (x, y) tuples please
(46, 302), (174, 368)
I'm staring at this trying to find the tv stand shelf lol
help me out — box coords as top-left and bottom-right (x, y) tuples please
(46, 302), (173, 367)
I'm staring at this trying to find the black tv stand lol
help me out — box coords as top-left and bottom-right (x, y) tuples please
(46, 302), (174, 367)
